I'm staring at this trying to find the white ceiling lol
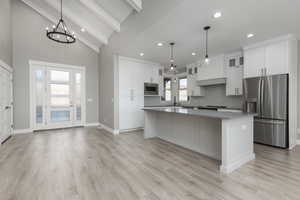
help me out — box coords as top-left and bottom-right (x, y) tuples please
(106, 0), (300, 67)
(21, 0), (142, 52)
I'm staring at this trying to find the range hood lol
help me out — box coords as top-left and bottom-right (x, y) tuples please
(197, 78), (226, 86)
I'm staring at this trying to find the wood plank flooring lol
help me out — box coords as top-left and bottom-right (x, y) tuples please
(0, 127), (300, 200)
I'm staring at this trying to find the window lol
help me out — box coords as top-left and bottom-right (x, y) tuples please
(178, 77), (188, 102)
(163, 78), (172, 101)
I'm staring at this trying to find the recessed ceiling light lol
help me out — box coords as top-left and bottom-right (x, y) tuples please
(213, 12), (222, 18)
(192, 52), (196, 56)
(247, 33), (254, 38)
(140, 53), (144, 57)
(157, 42), (163, 47)
(81, 28), (85, 32)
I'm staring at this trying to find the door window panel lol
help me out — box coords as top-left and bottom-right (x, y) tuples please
(51, 111), (70, 122)
(35, 70), (44, 81)
(51, 97), (70, 106)
(50, 84), (70, 95)
(50, 70), (70, 82)
(35, 71), (45, 124)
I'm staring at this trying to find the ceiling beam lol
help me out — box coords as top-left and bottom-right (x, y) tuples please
(79, 0), (120, 32)
(21, 0), (100, 52)
(124, 0), (142, 12)
(44, 0), (108, 45)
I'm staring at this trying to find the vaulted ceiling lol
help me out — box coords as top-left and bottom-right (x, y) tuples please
(21, 0), (143, 52)
(105, 0), (300, 67)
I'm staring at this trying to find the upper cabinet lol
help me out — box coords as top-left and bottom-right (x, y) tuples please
(197, 55), (226, 81)
(243, 35), (297, 78)
(244, 47), (265, 78)
(265, 41), (289, 75)
(225, 52), (244, 96)
(187, 65), (205, 97)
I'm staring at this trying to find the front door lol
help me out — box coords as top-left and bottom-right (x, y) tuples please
(30, 62), (85, 130)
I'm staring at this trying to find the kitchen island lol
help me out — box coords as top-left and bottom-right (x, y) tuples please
(143, 107), (256, 173)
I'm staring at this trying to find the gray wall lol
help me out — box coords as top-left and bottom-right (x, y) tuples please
(0, 0), (12, 66)
(98, 45), (115, 129)
(12, 0), (99, 129)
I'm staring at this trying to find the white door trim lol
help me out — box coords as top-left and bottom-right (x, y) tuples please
(29, 60), (86, 131)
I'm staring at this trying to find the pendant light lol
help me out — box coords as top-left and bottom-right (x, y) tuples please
(203, 26), (211, 64)
(168, 42), (178, 74)
(46, 0), (76, 44)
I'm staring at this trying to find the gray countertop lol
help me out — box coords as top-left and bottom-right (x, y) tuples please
(142, 107), (257, 119)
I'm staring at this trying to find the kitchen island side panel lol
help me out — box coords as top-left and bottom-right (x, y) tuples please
(144, 111), (222, 160)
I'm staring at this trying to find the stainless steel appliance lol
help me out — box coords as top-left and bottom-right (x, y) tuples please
(243, 74), (288, 148)
(144, 83), (159, 95)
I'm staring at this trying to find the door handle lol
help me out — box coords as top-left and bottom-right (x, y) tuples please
(5, 106), (11, 110)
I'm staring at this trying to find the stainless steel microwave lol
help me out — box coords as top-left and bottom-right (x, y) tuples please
(144, 83), (159, 95)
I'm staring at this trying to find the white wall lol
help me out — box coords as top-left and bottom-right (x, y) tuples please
(0, 0), (12, 66)
(12, 0), (99, 129)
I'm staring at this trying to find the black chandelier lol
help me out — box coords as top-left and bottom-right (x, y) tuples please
(46, 0), (76, 44)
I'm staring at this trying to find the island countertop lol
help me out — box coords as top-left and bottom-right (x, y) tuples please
(142, 107), (257, 119)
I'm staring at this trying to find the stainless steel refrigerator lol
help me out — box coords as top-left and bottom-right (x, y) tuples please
(243, 74), (288, 148)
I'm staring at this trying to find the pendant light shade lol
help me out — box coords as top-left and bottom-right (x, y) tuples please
(204, 26), (211, 64)
(167, 42), (178, 74)
(46, 0), (76, 44)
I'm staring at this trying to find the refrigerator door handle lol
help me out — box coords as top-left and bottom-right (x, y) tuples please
(260, 77), (265, 117)
(254, 119), (286, 125)
(257, 77), (262, 116)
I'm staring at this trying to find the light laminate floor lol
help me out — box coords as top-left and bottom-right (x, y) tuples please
(0, 127), (300, 200)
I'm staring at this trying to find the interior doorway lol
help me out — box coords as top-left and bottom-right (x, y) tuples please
(30, 61), (86, 131)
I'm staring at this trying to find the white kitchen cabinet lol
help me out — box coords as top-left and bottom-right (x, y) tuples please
(197, 55), (225, 81)
(265, 41), (288, 75)
(187, 66), (205, 97)
(225, 52), (244, 96)
(244, 47), (265, 78)
(226, 66), (243, 96)
(118, 56), (163, 131)
(243, 35), (295, 78)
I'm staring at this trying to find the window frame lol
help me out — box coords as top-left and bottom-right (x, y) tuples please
(178, 76), (188, 102)
(163, 77), (172, 102)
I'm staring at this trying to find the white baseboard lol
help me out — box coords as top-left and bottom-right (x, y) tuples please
(13, 128), (33, 135)
(297, 129), (300, 145)
(220, 153), (256, 174)
(119, 127), (144, 133)
(98, 123), (119, 135)
(85, 122), (100, 127)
